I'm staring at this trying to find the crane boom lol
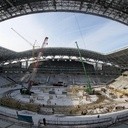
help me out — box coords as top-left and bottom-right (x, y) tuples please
(28, 37), (48, 88)
(75, 42), (92, 94)
(11, 28), (40, 58)
(20, 37), (48, 95)
(11, 28), (33, 46)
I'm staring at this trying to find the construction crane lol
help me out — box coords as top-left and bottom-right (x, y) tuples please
(11, 28), (39, 59)
(75, 42), (93, 94)
(20, 37), (48, 95)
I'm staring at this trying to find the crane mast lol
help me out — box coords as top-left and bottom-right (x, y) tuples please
(75, 42), (93, 94)
(20, 37), (48, 95)
(28, 37), (48, 89)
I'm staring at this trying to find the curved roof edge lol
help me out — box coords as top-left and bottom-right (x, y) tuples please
(0, 46), (127, 69)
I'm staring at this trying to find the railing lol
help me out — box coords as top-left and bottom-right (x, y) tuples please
(116, 112), (128, 122)
(0, 109), (17, 119)
(0, 110), (35, 128)
(39, 117), (113, 126)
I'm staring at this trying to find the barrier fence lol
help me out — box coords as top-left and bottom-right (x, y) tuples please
(0, 107), (128, 127)
(39, 117), (113, 128)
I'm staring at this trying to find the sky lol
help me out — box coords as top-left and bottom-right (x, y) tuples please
(0, 12), (128, 54)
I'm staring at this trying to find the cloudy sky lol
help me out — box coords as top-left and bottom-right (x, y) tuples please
(0, 12), (128, 54)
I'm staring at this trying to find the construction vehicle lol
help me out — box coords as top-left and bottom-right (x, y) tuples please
(75, 42), (93, 94)
(20, 37), (48, 95)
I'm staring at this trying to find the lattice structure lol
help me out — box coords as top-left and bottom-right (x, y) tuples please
(0, 0), (128, 68)
(0, 46), (128, 69)
(0, 0), (128, 25)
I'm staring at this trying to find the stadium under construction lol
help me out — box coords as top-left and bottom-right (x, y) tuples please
(0, 0), (128, 128)
(0, 45), (128, 128)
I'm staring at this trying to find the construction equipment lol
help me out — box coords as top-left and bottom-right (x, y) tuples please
(20, 37), (48, 95)
(11, 28), (39, 58)
(75, 42), (93, 94)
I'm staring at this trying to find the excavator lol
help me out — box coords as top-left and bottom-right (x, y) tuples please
(20, 37), (48, 95)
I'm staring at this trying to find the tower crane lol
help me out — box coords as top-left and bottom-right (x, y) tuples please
(20, 37), (48, 95)
(11, 28), (39, 59)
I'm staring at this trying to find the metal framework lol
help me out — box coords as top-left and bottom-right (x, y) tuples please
(0, 46), (128, 69)
(0, 0), (128, 68)
(0, 0), (128, 25)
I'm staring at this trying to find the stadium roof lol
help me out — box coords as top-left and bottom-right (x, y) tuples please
(0, 46), (16, 62)
(0, 0), (128, 68)
(0, 46), (127, 69)
(0, 0), (128, 25)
